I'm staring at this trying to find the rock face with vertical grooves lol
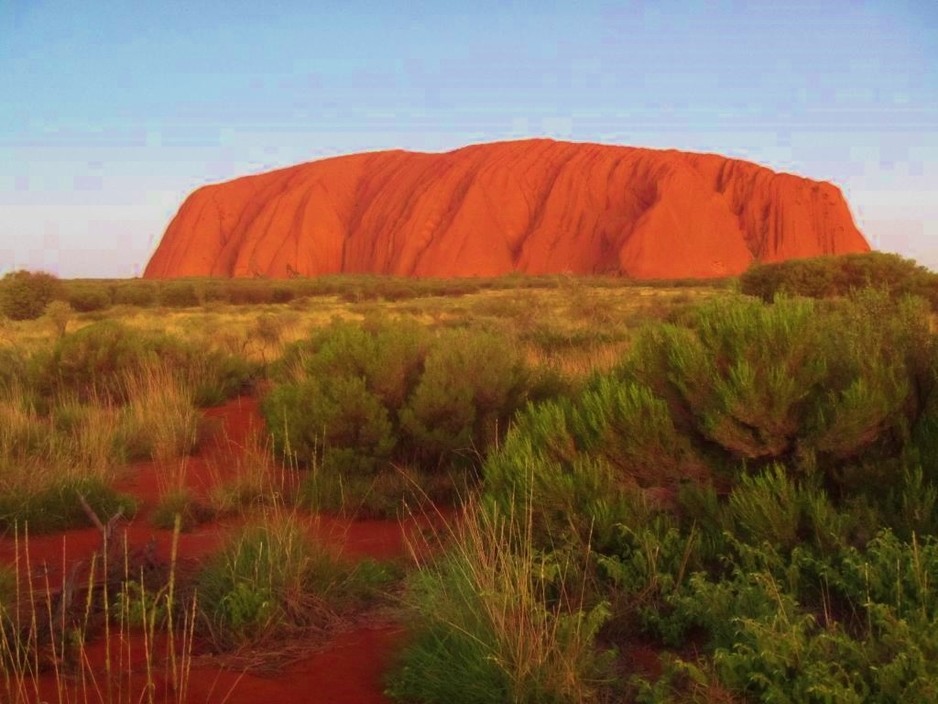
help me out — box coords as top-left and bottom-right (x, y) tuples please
(144, 139), (870, 279)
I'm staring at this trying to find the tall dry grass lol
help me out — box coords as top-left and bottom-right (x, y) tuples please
(0, 520), (199, 704)
(390, 497), (613, 703)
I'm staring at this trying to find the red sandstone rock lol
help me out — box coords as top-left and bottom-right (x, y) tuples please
(144, 139), (870, 279)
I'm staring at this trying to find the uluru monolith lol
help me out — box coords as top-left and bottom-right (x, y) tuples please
(144, 139), (870, 279)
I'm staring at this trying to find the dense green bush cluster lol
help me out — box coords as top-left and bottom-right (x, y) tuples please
(66, 284), (112, 312)
(485, 291), (935, 548)
(628, 291), (933, 478)
(0, 270), (65, 320)
(262, 320), (530, 503)
(394, 289), (938, 703)
(484, 377), (700, 548)
(741, 252), (938, 308)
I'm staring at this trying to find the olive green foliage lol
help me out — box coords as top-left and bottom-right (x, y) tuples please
(151, 488), (212, 531)
(158, 281), (200, 307)
(266, 374), (396, 475)
(46, 273), (725, 316)
(264, 320), (425, 473)
(396, 288), (938, 703)
(399, 328), (527, 466)
(635, 530), (938, 703)
(627, 291), (932, 476)
(66, 284), (112, 312)
(34, 321), (189, 402)
(741, 251), (938, 309)
(112, 280), (157, 306)
(196, 513), (330, 646)
(0, 270), (65, 320)
(263, 320), (528, 479)
(484, 377), (698, 547)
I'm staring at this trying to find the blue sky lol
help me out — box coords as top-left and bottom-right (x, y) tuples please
(1, 0), (936, 277)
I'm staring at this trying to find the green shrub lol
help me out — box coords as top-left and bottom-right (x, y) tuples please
(196, 512), (365, 648)
(112, 281), (157, 307)
(271, 285), (295, 303)
(266, 321), (529, 510)
(727, 465), (804, 550)
(36, 321), (190, 403)
(191, 353), (260, 407)
(223, 280), (275, 305)
(151, 489), (213, 531)
(264, 375), (395, 475)
(159, 281), (200, 308)
(67, 286), (112, 312)
(0, 270), (65, 320)
(740, 252), (938, 310)
(400, 329), (526, 468)
(298, 463), (464, 519)
(627, 292), (930, 479)
(31, 321), (256, 407)
(653, 532), (938, 702)
(44, 300), (73, 338)
(280, 318), (429, 411)
(484, 376), (697, 547)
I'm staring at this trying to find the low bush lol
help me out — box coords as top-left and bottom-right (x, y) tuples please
(44, 300), (73, 338)
(400, 281), (938, 702)
(626, 291), (932, 480)
(33, 321), (189, 403)
(0, 477), (134, 534)
(264, 375), (396, 475)
(197, 512), (335, 647)
(740, 251), (938, 309)
(67, 285), (112, 312)
(265, 320), (532, 512)
(0, 270), (65, 320)
(196, 510), (388, 649)
(484, 377), (699, 548)
(158, 281), (200, 308)
(399, 328), (527, 468)
(151, 488), (213, 531)
(29, 320), (258, 407)
(111, 281), (157, 307)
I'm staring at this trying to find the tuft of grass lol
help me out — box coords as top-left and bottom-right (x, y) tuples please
(388, 499), (615, 704)
(151, 487), (213, 532)
(196, 509), (346, 650)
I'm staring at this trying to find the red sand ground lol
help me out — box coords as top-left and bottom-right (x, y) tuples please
(0, 397), (423, 704)
(144, 139), (869, 281)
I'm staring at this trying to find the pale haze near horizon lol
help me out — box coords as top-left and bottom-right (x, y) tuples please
(1, 0), (936, 278)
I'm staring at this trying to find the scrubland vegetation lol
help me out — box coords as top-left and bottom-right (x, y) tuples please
(2, 252), (938, 703)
